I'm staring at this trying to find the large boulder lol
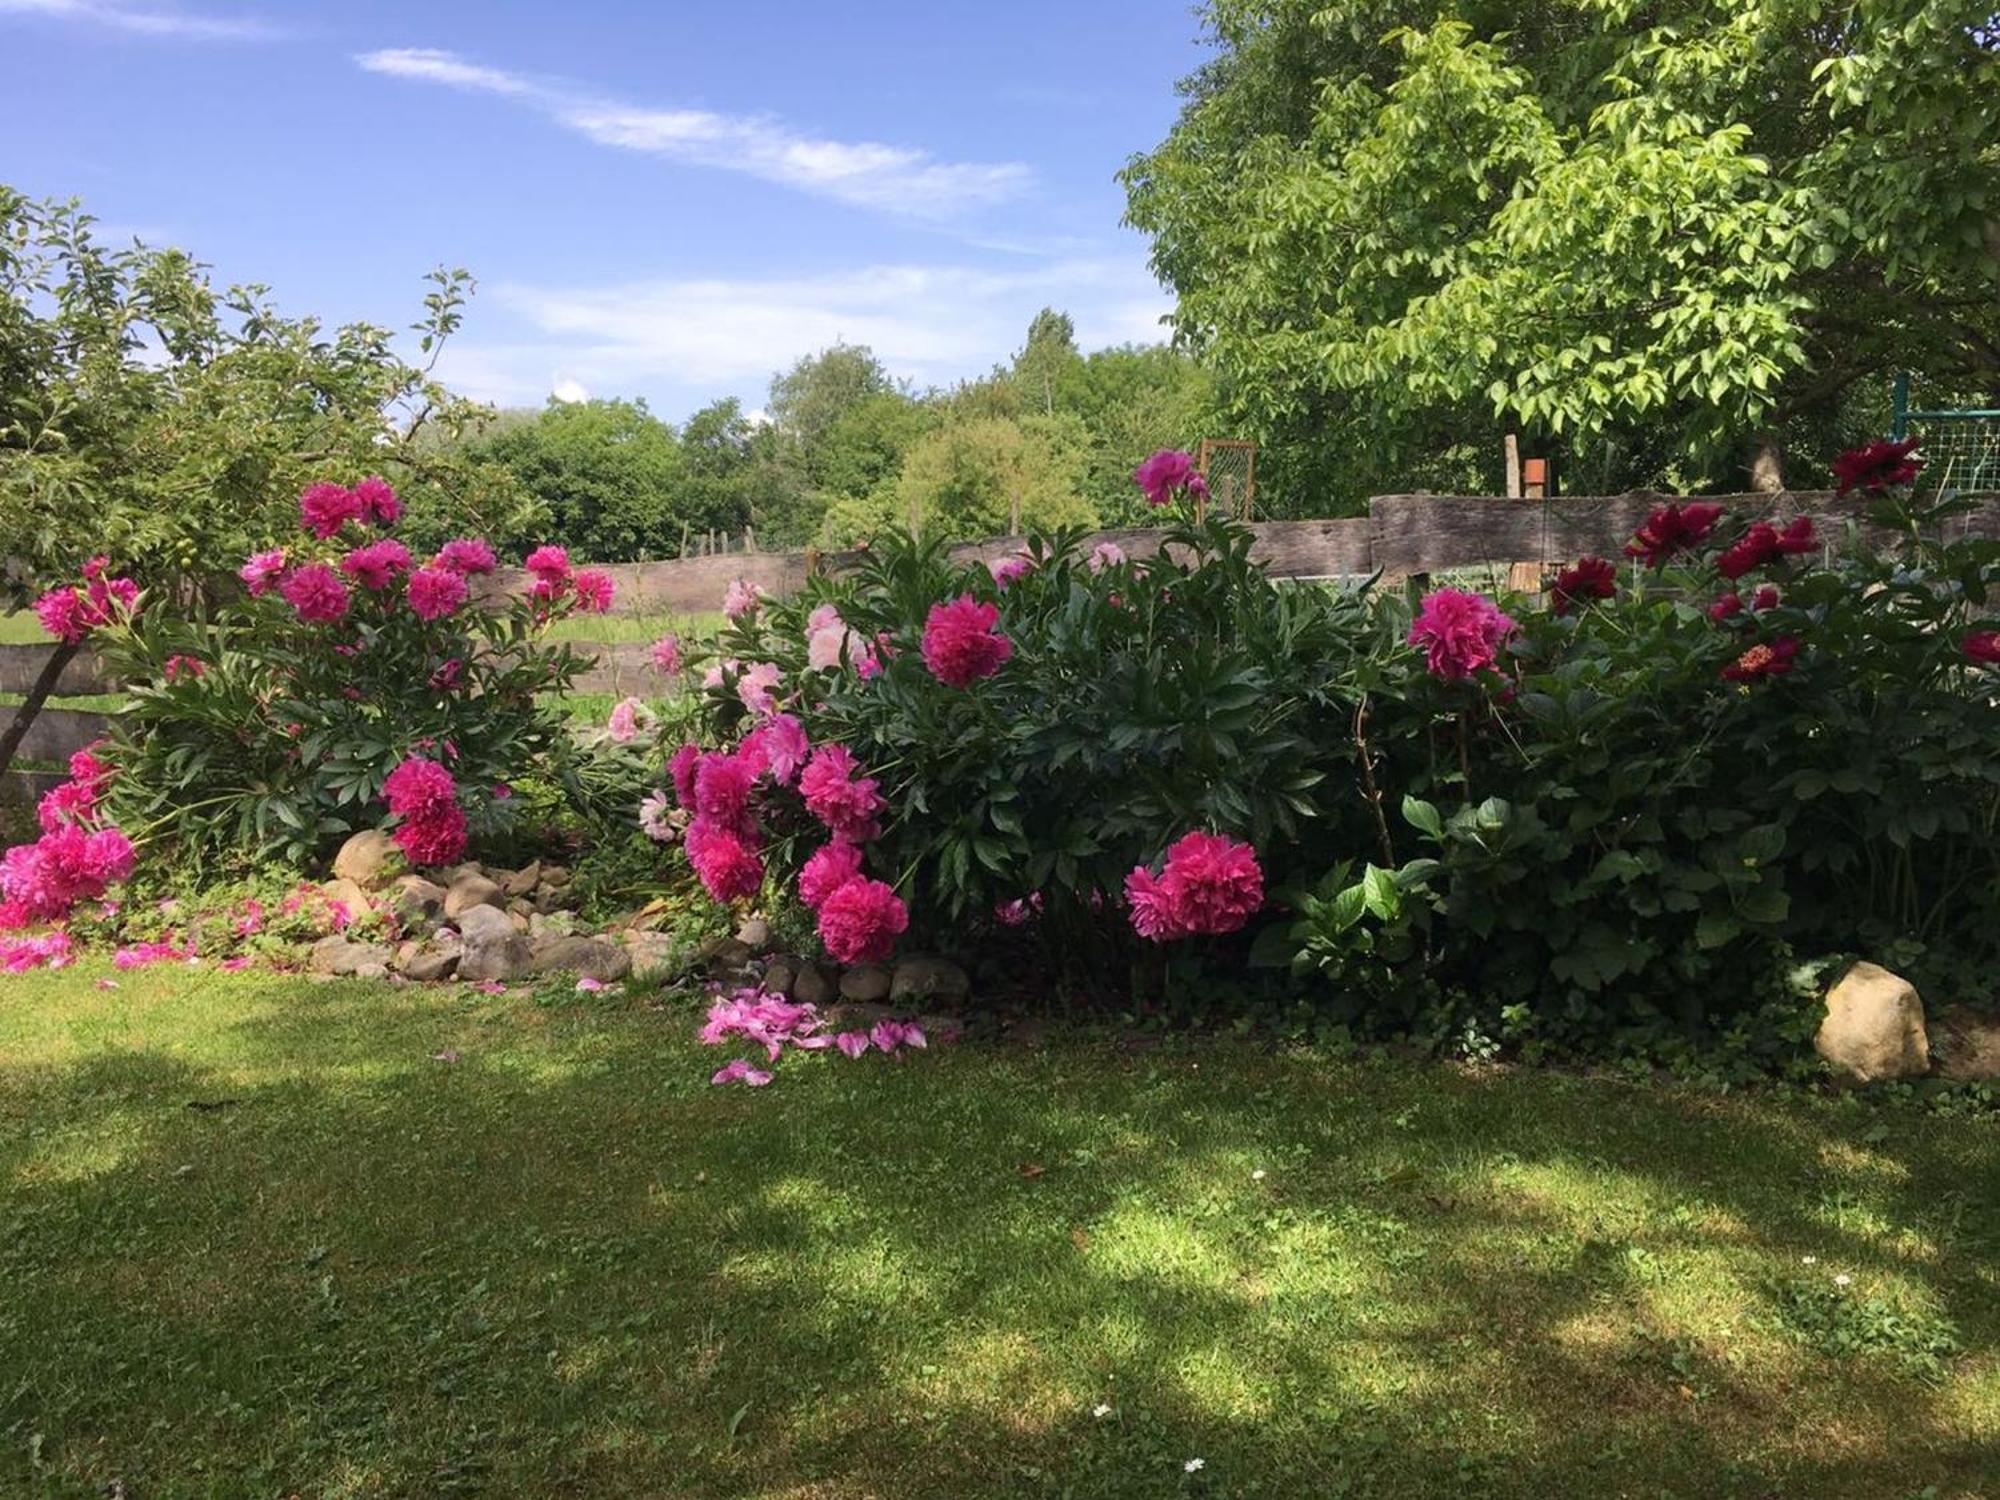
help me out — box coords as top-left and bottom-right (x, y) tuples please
(1933, 1007), (2000, 1082)
(890, 956), (971, 1004)
(309, 934), (393, 979)
(622, 929), (680, 978)
(736, 915), (773, 951)
(1816, 961), (1930, 1083)
(321, 878), (372, 922)
(395, 937), (461, 983)
(390, 876), (448, 925)
(332, 829), (399, 889)
(838, 963), (892, 1003)
(528, 935), (632, 983)
(455, 903), (531, 983)
(502, 860), (542, 898)
(791, 962), (834, 1006)
(444, 873), (506, 920)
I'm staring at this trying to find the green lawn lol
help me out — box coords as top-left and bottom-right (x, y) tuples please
(1, 966), (1994, 1499)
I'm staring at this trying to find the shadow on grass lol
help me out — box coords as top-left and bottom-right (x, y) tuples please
(1, 983), (1995, 1498)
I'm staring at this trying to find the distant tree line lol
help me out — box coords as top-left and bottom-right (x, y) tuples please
(452, 315), (1215, 561)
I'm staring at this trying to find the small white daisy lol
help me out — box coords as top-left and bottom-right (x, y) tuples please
(1800, 1255), (1817, 1265)
(1251, 1168), (1266, 1181)
(1834, 1273), (1852, 1287)
(1091, 1403), (1113, 1419)
(1184, 1457), (1206, 1473)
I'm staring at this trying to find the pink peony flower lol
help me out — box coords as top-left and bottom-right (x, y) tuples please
(922, 595), (1013, 688)
(807, 603), (844, 634)
(1407, 589), (1516, 679)
(340, 539), (412, 591)
(1126, 831), (1264, 941)
(299, 481), (363, 539)
(817, 876), (909, 963)
(1133, 449), (1202, 507)
(1087, 541), (1127, 573)
(279, 563), (351, 623)
(406, 565), (469, 621)
(723, 578), (763, 619)
(572, 569), (615, 613)
(669, 742), (703, 808)
(435, 537), (498, 575)
(638, 791), (675, 841)
(990, 553), (1035, 589)
(685, 815), (764, 902)
(737, 661), (784, 718)
(524, 545), (572, 583)
(163, 654), (206, 684)
(607, 696), (648, 744)
(353, 474), (401, 524)
(799, 744), (885, 841)
(798, 840), (865, 910)
(240, 549), (288, 596)
(745, 712), (809, 785)
(650, 634), (683, 674)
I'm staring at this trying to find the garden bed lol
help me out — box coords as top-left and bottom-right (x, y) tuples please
(2, 965), (1995, 1498)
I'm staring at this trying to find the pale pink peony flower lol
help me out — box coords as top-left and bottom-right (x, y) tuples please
(990, 553), (1036, 589)
(607, 696), (649, 743)
(1087, 542), (1127, 573)
(723, 578), (763, 619)
(650, 634), (683, 674)
(806, 603), (844, 633)
(737, 661), (784, 718)
(638, 791), (675, 841)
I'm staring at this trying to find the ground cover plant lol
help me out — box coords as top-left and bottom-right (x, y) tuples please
(1, 963), (1995, 1499)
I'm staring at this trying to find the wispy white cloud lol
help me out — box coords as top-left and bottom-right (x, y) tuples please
(435, 259), (1172, 410)
(0, 0), (278, 40)
(355, 47), (1032, 220)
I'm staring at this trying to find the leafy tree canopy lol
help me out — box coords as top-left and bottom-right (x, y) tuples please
(1123, 0), (2000, 507)
(824, 414), (1096, 544)
(465, 397), (686, 562)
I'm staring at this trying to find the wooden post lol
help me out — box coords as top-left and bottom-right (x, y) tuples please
(1504, 433), (1522, 501)
(1507, 450), (1547, 594)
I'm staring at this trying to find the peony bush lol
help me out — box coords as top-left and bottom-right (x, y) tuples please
(90, 477), (611, 869)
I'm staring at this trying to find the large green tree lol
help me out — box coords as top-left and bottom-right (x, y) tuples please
(823, 414), (1095, 544)
(466, 397), (686, 561)
(1123, 1), (2000, 509)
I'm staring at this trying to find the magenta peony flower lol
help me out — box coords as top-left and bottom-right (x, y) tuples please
(240, 549), (288, 596)
(745, 712), (810, 785)
(799, 744), (885, 841)
(816, 876), (909, 963)
(1126, 831), (1264, 941)
(353, 475), (401, 524)
(434, 537), (497, 575)
(1551, 556), (1617, 615)
(1708, 592), (1744, 622)
(524, 545), (572, 583)
(798, 840), (865, 910)
(384, 755), (458, 819)
(723, 578), (763, 619)
(1124, 865), (1182, 939)
(279, 563), (351, 623)
(398, 804), (468, 867)
(36, 779), (96, 833)
(650, 634), (683, 674)
(572, 568), (616, 613)
(669, 742), (702, 809)
(299, 481), (363, 540)
(693, 751), (756, 826)
(162, 654), (206, 684)
(685, 815), (764, 902)
(407, 565), (469, 621)
(340, 539), (412, 591)
(1407, 589), (1516, 679)
(1132, 449), (1201, 507)
(32, 587), (89, 643)
(922, 595), (1013, 688)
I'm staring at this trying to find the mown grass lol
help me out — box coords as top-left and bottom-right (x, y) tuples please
(1, 965), (1995, 1498)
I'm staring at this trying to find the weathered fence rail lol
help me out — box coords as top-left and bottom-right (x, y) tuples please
(6, 488), (1994, 799)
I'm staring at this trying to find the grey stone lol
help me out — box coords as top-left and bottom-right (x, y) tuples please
(1816, 961), (1929, 1083)
(736, 915), (773, 951)
(390, 876), (447, 924)
(890, 955), (971, 1003)
(762, 956), (799, 997)
(838, 963), (892, 1003)
(528, 935), (632, 982)
(528, 910), (578, 942)
(351, 962), (390, 982)
(443, 873), (505, 920)
(539, 864), (572, 889)
(395, 939), (461, 982)
(791, 962), (833, 1006)
(826, 1000), (889, 1030)
(702, 936), (754, 970)
(502, 860), (542, 898)
(309, 934), (393, 977)
(623, 930), (681, 978)
(455, 903), (532, 982)
(332, 829), (399, 889)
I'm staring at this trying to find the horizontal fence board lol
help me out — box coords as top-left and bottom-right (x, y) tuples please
(568, 641), (677, 696)
(0, 644), (115, 696)
(11, 706), (113, 766)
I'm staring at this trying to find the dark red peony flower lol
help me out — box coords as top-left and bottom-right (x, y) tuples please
(1551, 556), (1617, 615)
(1832, 439), (1922, 494)
(1625, 503), (1724, 567)
(1717, 517), (1816, 579)
(1962, 631), (2000, 665)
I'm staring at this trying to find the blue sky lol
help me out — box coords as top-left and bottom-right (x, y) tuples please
(0, 0), (1206, 420)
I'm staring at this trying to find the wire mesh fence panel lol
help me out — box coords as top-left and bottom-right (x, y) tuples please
(1197, 439), (1258, 520)
(1909, 415), (2000, 500)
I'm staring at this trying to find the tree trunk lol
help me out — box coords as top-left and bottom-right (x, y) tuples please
(1749, 434), (1785, 493)
(0, 638), (82, 783)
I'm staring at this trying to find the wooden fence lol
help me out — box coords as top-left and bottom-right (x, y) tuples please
(5, 488), (1995, 801)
